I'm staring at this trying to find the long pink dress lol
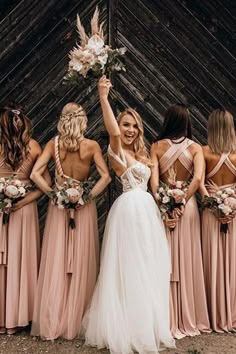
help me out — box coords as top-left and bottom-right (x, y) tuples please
(202, 153), (236, 332)
(159, 138), (211, 339)
(0, 156), (40, 329)
(31, 137), (99, 340)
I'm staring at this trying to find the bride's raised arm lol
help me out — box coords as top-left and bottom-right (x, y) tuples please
(98, 76), (121, 155)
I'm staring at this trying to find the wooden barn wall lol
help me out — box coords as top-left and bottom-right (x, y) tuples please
(0, 0), (235, 230)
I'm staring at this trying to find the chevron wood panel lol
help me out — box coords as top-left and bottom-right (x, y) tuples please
(1, 0), (236, 228)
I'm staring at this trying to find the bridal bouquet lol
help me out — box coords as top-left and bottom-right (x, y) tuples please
(202, 187), (236, 234)
(64, 7), (126, 85)
(48, 178), (94, 229)
(0, 177), (33, 224)
(156, 180), (189, 228)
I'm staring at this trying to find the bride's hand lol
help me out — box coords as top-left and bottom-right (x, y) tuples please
(98, 76), (112, 99)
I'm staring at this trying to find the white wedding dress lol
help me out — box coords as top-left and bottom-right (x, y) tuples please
(82, 147), (175, 354)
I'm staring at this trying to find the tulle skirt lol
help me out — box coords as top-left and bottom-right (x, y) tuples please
(82, 188), (175, 354)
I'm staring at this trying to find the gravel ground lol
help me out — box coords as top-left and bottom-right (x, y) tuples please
(0, 330), (236, 354)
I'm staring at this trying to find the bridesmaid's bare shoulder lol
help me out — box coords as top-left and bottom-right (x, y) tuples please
(81, 138), (101, 152)
(188, 141), (203, 156)
(151, 140), (170, 159)
(29, 139), (43, 160)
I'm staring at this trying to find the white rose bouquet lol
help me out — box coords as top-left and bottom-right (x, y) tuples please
(202, 187), (236, 234)
(48, 178), (94, 229)
(156, 180), (189, 229)
(0, 177), (34, 224)
(64, 7), (126, 85)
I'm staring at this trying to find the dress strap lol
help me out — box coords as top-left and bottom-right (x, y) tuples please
(225, 157), (236, 177)
(107, 145), (127, 168)
(159, 139), (194, 175)
(54, 136), (64, 177)
(206, 153), (230, 179)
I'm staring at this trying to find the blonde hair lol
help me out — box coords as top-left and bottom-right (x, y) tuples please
(208, 109), (236, 154)
(57, 102), (87, 151)
(117, 108), (151, 165)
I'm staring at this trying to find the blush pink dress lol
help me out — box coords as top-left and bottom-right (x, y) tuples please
(202, 153), (236, 332)
(0, 155), (40, 329)
(159, 138), (211, 339)
(31, 137), (99, 340)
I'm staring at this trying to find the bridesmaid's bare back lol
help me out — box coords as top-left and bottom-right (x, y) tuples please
(155, 140), (200, 182)
(203, 145), (236, 186)
(51, 138), (99, 182)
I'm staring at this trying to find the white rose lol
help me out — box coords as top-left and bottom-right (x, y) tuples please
(216, 190), (223, 196)
(221, 193), (228, 199)
(224, 188), (234, 195)
(13, 180), (21, 187)
(70, 59), (83, 72)
(5, 185), (19, 198)
(159, 187), (164, 193)
(97, 53), (108, 66)
(162, 196), (170, 204)
(218, 204), (232, 215)
(176, 181), (183, 189)
(66, 187), (82, 203)
(87, 34), (104, 54)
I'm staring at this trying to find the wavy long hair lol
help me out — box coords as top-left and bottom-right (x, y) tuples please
(0, 103), (31, 171)
(57, 102), (87, 152)
(117, 108), (151, 164)
(158, 103), (192, 141)
(208, 109), (236, 154)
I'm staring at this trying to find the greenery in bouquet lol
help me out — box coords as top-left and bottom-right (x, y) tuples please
(64, 7), (126, 85)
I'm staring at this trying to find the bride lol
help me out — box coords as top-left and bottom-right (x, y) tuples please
(82, 76), (175, 354)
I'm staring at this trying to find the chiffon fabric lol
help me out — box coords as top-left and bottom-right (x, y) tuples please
(0, 156), (40, 329)
(82, 146), (175, 354)
(31, 137), (99, 340)
(202, 153), (236, 332)
(159, 138), (211, 339)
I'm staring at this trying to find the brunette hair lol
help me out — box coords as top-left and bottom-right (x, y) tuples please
(0, 103), (31, 170)
(208, 109), (236, 154)
(158, 103), (192, 141)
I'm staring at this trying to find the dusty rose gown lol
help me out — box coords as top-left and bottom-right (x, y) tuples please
(31, 137), (99, 340)
(0, 156), (40, 329)
(159, 138), (210, 339)
(202, 153), (236, 332)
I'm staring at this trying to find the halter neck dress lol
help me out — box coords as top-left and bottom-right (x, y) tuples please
(31, 137), (99, 340)
(159, 138), (210, 338)
(0, 154), (40, 329)
(202, 152), (236, 332)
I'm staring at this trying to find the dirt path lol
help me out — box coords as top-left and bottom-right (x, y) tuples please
(1, 330), (236, 354)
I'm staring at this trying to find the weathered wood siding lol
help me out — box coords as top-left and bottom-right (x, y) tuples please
(0, 0), (235, 231)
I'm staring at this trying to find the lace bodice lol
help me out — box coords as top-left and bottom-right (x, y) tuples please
(108, 146), (150, 192)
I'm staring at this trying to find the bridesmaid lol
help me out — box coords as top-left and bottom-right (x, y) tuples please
(150, 103), (211, 338)
(200, 109), (236, 332)
(31, 102), (111, 340)
(0, 103), (48, 335)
